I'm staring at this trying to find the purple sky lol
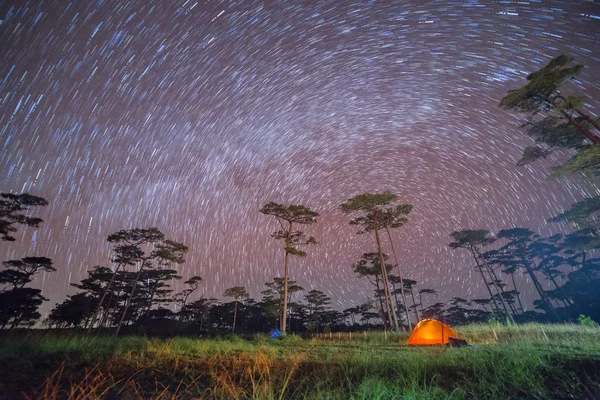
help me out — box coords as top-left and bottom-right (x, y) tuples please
(1, 0), (599, 317)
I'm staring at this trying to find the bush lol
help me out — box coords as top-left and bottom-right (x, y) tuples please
(578, 314), (599, 328)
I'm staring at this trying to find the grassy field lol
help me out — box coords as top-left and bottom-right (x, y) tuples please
(1, 324), (600, 399)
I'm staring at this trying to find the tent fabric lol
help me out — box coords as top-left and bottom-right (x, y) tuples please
(407, 319), (457, 345)
(269, 328), (282, 339)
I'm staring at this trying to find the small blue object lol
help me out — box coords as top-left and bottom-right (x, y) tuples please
(269, 328), (282, 339)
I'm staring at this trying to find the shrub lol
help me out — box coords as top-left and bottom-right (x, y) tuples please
(578, 314), (599, 328)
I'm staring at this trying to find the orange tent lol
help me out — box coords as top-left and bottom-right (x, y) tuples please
(407, 319), (457, 345)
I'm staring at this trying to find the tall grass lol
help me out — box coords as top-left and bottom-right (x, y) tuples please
(1, 323), (599, 399)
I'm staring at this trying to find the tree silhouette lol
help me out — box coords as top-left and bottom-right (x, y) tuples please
(0, 193), (51, 330)
(449, 229), (515, 323)
(357, 300), (380, 326)
(116, 235), (187, 334)
(500, 55), (600, 176)
(47, 293), (97, 329)
(0, 257), (55, 329)
(1, 257), (55, 289)
(261, 277), (304, 330)
(481, 249), (524, 316)
(84, 228), (188, 335)
(343, 306), (362, 326)
(548, 197), (600, 234)
(388, 274), (409, 327)
(174, 276), (203, 319)
(352, 252), (393, 327)
(73, 266), (120, 330)
(399, 278), (420, 323)
(380, 205), (413, 330)
(141, 268), (181, 320)
(259, 202), (318, 332)
(445, 297), (472, 325)
(0, 192), (48, 241)
(422, 302), (446, 320)
(545, 257), (600, 322)
(223, 286), (249, 333)
(0, 288), (46, 329)
(304, 289), (331, 333)
(182, 297), (218, 330)
(496, 228), (559, 320)
(340, 192), (412, 331)
(418, 288), (437, 313)
(471, 298), (492, 313)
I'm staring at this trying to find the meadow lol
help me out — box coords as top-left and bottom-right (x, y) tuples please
(1, 323), (600, 399)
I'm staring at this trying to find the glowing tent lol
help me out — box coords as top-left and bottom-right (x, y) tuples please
(407, 319), (457, 345)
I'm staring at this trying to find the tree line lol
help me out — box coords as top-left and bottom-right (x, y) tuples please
(2, 190), (599, 334)
(1, 54), (599, 334)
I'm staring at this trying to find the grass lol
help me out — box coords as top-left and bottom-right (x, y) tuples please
(1, 324), (600, 399)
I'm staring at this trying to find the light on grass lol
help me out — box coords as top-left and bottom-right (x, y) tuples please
(3, 324), (600, 399)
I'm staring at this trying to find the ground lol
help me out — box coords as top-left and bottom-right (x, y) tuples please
(1, 323), (599, 399)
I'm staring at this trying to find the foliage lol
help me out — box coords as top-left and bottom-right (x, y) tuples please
(47, 293), (97, 328)
(0, 288), (47, 329)
(260, 202), (318, 332)
(304, 289), (332, 332)
(87, 227), (188, 335)
(174, 275), (203, 314)
(500, 55), (582, 112)
(223, 286), (250, 301)
(578, 314), (599, 328)
(0, 192), (48, 241)
(548, 196), (600, 228)
(0, 257), (55, 329)
(449, 229), (495, 249)
(340, 191), (412, 234)
(341, 192), (412, 332)
(500, 54), (600, 175)
(223, 286), (250, 332)
(550, 144), (600, 178)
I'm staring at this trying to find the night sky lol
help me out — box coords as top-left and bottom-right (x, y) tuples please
(1, 0), (600, 317)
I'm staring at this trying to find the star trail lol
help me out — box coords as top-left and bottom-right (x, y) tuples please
(1, 0), (599, 316)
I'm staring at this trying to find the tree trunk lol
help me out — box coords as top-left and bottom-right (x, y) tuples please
(145, 287), (156, 321)
(575, 108), (600, 133)
(521, 257), (559, 320)
(115, 263), (146, 336)
(471, 247), (500, 318)
(564, 110), (600, 144)
(474, 248), (515, 323)
(548, 275), (571, 308)
(10, 318), (21, 330)
(232, 300), (238, 333)
(281, 248), (290, 333)
(488, 265), (518, 315)
(99, 291), (115, 329)
(409, 287), (420, 323)
(87, 263), (122, 335)
(374, 225), (399, 331)
(510, 272), (525, 314)
(485, 264), (515, 324)
(375, 277), (388, 328)
(385, 227), (412, 330)
(391, 281), (402, 327)
(279, 221), (294, 333)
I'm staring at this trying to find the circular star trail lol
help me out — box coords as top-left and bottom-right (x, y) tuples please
(1, 0), (599, 316)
